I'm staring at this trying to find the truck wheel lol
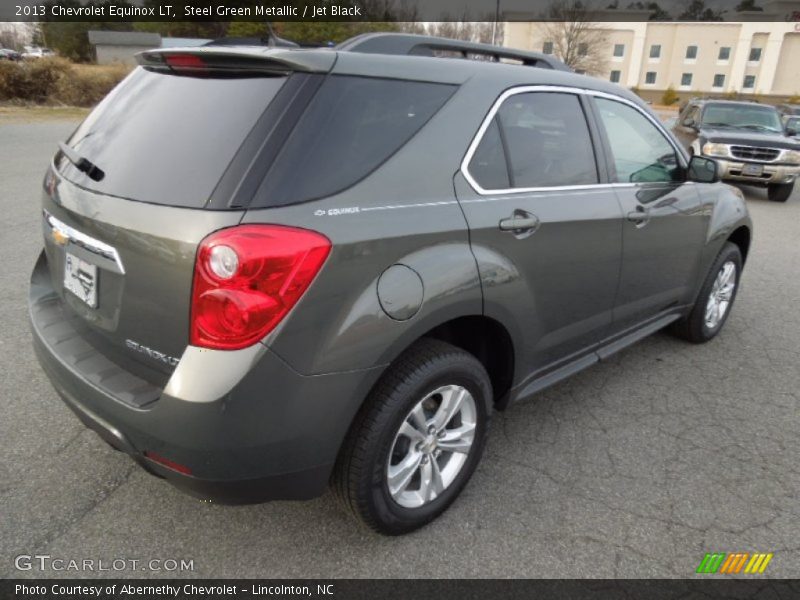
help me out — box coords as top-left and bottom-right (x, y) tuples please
(767, 182), (794, 203)
(333, 338), (491, 535)
(670, 242), (742, 344)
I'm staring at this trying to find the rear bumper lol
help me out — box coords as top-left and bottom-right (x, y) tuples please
(712, 156), (800, 185)
(29, 250), (383, 503)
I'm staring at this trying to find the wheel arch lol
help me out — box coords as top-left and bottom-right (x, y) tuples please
(369, 314), (516, 412)
(727, 224), (751, 264)
(423, 315), (515, 410)
(330, 314), (516, 491)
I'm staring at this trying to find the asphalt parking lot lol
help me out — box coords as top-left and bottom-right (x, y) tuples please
(1, 118), (799, 579)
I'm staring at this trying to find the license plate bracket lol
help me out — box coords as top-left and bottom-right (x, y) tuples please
(64, 252), (98, 308)
(742, 163), (763, 176)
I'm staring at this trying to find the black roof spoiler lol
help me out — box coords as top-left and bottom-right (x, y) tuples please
(136, 46), (335, 74)
(337, 33), (572, 72)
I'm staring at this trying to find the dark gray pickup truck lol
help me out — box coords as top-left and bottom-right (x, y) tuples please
(673, 99), (800, 202)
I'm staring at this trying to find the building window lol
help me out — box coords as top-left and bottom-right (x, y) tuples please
(681, 73), (693, 87)
(748, 47), (762, 62)
(712, 73), (725, 88)
(649, 44), (661, 59)
(644, 71), (657, 85)
(613, 44), (625, 57)
(685, 45), (698, 60)
(578, 43), (588, 56)
(743, 75), (756, 89)
(718, 46), (731, 61)
(542, 41), (554, 55)
(610, 70), (621, 83)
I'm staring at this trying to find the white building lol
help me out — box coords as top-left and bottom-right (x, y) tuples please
(505, 12), (800, 101)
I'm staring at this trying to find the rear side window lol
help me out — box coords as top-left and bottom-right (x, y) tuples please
(468, 91), (598, 190)
(469, 118), (510, 189)
(254, 76), (456, 207)
(57, 68), (286, 208)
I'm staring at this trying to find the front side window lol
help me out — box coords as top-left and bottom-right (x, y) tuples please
(595, 98), (682, 184)
(649, 44), (661, 59)
(610, 70), (621, 83)
(613, 44), (625, 57)
(686, 45), (698, 60)
(749, 47), (762, 62)
(468, 92), (598, 190)
(718, 46), (731, 61)
(542, 41), (554, 54)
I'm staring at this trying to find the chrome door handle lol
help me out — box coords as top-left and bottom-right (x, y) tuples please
(626, 206), (650, 225)
(499, 215), (539, 232)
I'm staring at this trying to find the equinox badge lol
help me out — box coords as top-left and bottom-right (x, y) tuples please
(125, 339), (179, 367)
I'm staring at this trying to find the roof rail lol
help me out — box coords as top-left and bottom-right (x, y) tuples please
(204, 36), (299, 48)
(336, 33), (572, 72)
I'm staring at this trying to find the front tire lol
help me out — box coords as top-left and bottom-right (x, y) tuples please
(767, 181), (794, 203)
(333, 338), (491, 535)
(671, 242), (742, 343)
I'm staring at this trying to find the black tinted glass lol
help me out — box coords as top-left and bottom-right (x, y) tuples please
(57, 68), (286, 208)
(494, 92), (598, 188)
(255, 76), (455, 207)
(468, 117), (510, 189)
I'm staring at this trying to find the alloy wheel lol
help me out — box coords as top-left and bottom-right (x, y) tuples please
(704, 260), (737, 330)
(386, 385), (477, 509)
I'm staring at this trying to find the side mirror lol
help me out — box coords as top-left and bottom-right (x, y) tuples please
(682, 117), (696, 128)
(688, 155), (719, 183)
(786, 126), (798, 137)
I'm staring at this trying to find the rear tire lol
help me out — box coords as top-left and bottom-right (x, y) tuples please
(333, 338), (491, 535)
(767, 181), (794, 203)
(670, 242), (742, 344)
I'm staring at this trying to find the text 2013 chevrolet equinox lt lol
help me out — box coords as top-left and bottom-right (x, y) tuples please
(29, 34), (752, 534)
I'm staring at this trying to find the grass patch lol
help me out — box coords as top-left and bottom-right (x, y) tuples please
(0, 58), (130, 108)
(0, 105), (90, 123)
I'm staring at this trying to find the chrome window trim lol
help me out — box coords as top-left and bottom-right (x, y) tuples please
(461, 85), (689, 196)
(44, 210), (126, 274)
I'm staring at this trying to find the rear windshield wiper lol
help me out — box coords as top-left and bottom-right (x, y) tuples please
(58, 142), (105, 182)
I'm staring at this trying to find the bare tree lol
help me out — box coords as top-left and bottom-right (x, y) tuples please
(538, 0), (608, 75)
(0, 23), (31, 51)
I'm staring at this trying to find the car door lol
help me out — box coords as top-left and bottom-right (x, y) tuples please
(589, 94), (708, 334)
(455, 88), (623, 380)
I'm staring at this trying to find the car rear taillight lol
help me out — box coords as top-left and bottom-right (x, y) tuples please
(190, 225), (331, 350)
(164, 53), (207, 70)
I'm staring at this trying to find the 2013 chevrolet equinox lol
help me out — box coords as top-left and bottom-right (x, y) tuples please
(29, 34), (752, 534)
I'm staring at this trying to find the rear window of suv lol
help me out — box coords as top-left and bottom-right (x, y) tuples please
(56, 68), (287, 208)
(252, 75), (456, 207)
